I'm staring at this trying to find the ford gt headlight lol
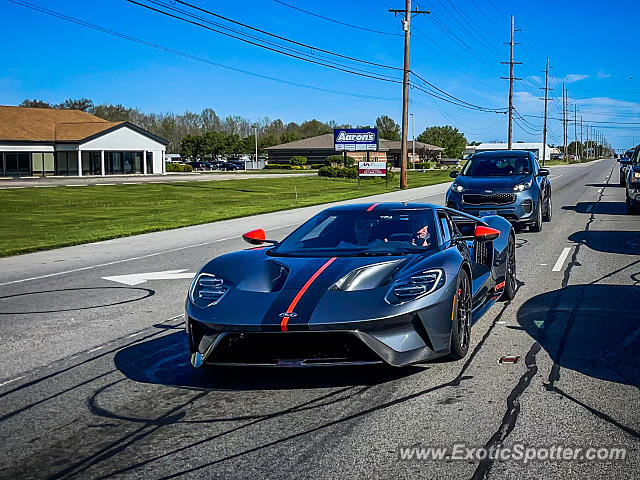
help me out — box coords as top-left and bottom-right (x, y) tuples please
(513, 180), (533, 192)
(385, 268), (445, 305)
(451, 183), (465, 193)
(189, 273), (229, 308)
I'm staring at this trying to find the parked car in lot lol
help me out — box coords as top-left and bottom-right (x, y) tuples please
(220, 161), (245, 171)
(187, 161), (214, 171)
(624, 145), (640, 213)
(446, 150), (552, 232)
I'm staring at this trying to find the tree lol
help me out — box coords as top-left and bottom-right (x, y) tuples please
(91, 103), (134, 122)
(59, 98), (94, 112)
(417, 125), (467, 158)
(19, 98), (51, 108)
(375, 115), (400, 141)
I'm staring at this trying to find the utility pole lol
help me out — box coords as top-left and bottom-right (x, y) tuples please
(389, 1), (429, 189)
(253, 125), (259, 170)
(539, 57), (551, 166)
(580, 115), (583, 159)
(562, 84), (567, 162)
(501, 15), (521, 149)
(574, 105), (577, 159)
(410, 112), (415, 166)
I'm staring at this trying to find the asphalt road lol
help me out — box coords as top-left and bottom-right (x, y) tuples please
(1, 158), (638, 479)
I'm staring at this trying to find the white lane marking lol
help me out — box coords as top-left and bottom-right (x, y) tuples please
(552, 247), (572, 272)
(539, 263), (547, 266)
(65, 184), (84, 187)
(620, 327), (640, 349)
(0, 375), (25, 388)
(0, 223), (300, 287)
(122, 182), (138, 185)
(97, 183), (116, 186)
(87, 346), (104, 353)
(102, 269), (195, 286)
(549, 174), (564, 180)
(496, 321), (507, 325)
(586, 205), (593, 212)
(127, 332), (143, 338)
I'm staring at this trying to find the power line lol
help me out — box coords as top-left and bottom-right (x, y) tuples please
(173, 0), (402, 69)
(7, 0), (401, 102)
(125, 0), (403, 83)
(410, 70), (507, 112)
(273, 0), (401, 36)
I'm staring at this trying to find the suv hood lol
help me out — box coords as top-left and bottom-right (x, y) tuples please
(454, 174), (531, 191)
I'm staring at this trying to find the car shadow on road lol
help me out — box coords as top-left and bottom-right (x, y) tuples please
(568, 229), (640, 255)
(517, 284), (640, 389)
(114, 331), (426, 390)
(584, 183), (623, 188)
(562, 202), (628, 215)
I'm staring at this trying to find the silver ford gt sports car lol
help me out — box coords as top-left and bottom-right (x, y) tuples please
(185, 203), (516, 368)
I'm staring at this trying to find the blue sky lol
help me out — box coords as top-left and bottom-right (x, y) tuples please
(2, 0), (639, 149)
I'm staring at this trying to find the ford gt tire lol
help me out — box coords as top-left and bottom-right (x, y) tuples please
(449, 270), (472, 360)
(500, 235), (517, 301)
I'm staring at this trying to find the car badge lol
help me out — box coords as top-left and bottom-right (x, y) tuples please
(484, 189), (493, 193)
(279, 312), (297, 318)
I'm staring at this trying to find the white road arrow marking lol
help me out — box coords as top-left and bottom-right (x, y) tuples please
(102, 269), (195, 286)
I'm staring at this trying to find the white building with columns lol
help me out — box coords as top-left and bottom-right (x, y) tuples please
(0, 105), (168, 177)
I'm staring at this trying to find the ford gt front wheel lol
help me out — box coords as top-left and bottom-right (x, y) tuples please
(449, 270), (472, 359)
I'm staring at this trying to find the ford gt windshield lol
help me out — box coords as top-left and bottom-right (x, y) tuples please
(462, 155), (531, 176)
(270, 209), (437, 257)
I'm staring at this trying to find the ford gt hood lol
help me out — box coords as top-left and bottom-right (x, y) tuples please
(191, 248), (446, 332)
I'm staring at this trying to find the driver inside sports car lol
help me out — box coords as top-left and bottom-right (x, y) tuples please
(336, 218), (431, 249)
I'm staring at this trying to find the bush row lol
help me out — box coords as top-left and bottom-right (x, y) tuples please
(318, 166), (396, 181)
(165, 163), (193, 172)
(412, 162), (432, 169)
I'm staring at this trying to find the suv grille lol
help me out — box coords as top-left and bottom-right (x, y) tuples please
(463, 193), (516, 205)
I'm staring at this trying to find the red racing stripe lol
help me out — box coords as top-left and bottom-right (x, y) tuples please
(280, 257), (337, 331)
(366, 203), (380, 212)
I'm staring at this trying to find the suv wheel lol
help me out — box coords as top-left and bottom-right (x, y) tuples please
(542, 195), (552, 222)
(530, 200), (543, 232)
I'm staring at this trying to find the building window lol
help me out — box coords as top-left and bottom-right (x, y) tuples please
(146, 151), (153, 174)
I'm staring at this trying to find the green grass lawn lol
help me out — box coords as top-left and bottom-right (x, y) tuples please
(0, 171), (452, 257)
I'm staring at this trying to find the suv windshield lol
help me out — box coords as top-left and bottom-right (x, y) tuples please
(270, 209), (437, 257)
(462, 154), (532, 176)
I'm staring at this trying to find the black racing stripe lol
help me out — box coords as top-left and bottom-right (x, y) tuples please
(285, 258), (351, 331)
(260, 259), (328, 331)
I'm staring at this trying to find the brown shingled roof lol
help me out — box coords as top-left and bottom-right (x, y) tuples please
(0, 105), (117, 142)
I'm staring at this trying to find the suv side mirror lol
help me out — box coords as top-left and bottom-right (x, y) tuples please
(537, 168), (549, 177)
(449, 171), (459, 178)
(619, 157), (631, 164)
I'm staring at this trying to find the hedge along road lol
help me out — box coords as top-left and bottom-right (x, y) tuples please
(0, 170), (452, 257)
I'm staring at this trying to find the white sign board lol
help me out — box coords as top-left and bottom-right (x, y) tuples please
(358, 161), (387, 177)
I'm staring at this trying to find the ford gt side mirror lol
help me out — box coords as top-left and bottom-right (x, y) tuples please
(242, 229), (280, 247)
(474, 225), (501, 242)
(242, 229), (266, 245)
(537, 168), (549, 176)
(449, 171), (459, 178)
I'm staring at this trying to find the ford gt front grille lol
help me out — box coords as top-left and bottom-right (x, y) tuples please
(463, 193), (516, 205)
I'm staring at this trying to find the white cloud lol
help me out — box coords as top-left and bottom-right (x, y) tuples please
(597, 71), (611, 79)
(562, 74), (589, 83)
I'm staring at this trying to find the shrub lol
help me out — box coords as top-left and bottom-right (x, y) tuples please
(324, 154), (356, 167)
(413, 162), (432, 169)
(318, 166), (357, 179)
(265, 163), (290, 170)
(289, 155), (307, 166)
(165, 162), (193, 172)
(290, 165), (302, 170)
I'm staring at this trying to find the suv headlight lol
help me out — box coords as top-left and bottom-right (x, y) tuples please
(632, 172), (640, 183)
(385, 269), (445, 305)
(189, 273), (229, 308)
(513, 180), (533, 191)
(451, 183), (465, 193)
